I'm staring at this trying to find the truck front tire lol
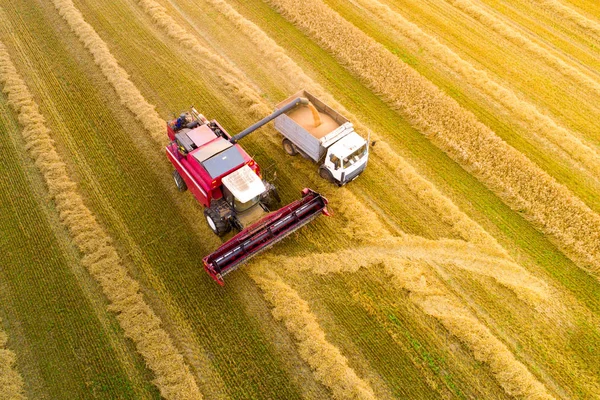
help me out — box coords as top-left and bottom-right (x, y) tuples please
(319, 166), (335, 183)
(282, 139), (298, 156)
(204, 208), (231, 237)
(173, 170), (187, 192)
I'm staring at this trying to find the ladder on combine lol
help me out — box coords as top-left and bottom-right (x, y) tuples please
(203, 189), (329, 285)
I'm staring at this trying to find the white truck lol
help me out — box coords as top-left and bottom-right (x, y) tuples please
(273, 90), (369, 186)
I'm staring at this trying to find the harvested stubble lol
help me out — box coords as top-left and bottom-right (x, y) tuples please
(264, 250), (554, 399)
(267, 0), (600, 273)
(445, 0), (600, 97)
(134, 0), (270, 118)
(0, 322), (25, 400)
(355, 0), (600, 181)
(51, 0), (165, 142)
(0, 40), (201, 400)
(248, 266), (377, 400)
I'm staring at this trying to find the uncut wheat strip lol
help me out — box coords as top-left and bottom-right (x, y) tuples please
(355, 0), (600, 181)
(0, 40), (202, 400)
(444, 0), (600, 96)
(248, 266), (377, 400)
(133, 0), (270, 118)
(268, 0), (600, 272)
(266, 251), (553, 399)
(50, 0), (164, 141)
(535, 0), (600, 40)
(188, 0), (505, 253)
(0, 322), (26, 400)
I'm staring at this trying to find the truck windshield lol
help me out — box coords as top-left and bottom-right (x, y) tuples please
(234, 195), (260, 213)
(342, 144), (367, 168)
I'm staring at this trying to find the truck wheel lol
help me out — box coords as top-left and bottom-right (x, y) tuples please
(282, 139), (298, 156)
(319, 166), (335, 183)
(172, 170), (187, 192)
(204, 208), (231, 237)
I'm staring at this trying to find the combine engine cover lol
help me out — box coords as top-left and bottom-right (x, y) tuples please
(203, 189), (329, 285)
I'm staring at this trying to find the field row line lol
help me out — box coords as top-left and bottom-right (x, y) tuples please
(444, 0), (600, 96)
(0, 320), (25, 400)
(267, 0), (600, 274)
(356, 0), (600, 182)
(269, 250), (555, 399)
(0, 37), (201, 400)
(248, 266), (378, 400)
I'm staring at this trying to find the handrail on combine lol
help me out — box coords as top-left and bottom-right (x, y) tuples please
(203, 188), (329, 285)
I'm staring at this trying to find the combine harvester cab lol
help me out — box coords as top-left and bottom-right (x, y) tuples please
(165, 100), (330, 285)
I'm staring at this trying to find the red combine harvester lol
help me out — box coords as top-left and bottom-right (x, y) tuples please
(166, 97), (329, 285)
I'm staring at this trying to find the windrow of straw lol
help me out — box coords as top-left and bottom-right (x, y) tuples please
(0, 40), (202, 400)
(268, 251), (554, 399)
(356, 0), (600, 181)
(134, 0), (270, 118)
(51, 0), (166, 141)
(536, 0), (600, 40)
(267, 0), (600, 273)
(444, 0), (600, 96)
(248, 266), (377, 400)
(0, 321), (26, 400)
(197, 0), (505, 252)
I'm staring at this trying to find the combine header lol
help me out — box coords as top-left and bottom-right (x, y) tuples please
(166, 95), (330, 284)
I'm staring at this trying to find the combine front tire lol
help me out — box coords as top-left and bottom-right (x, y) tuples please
(172, 170), (187, 192)
(282, 139), (298, 156)
(204, 208), (231, 237)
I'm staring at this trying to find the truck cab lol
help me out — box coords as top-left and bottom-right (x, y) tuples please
(323, 131), (368, 185)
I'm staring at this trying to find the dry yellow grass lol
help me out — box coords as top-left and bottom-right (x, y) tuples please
(536, 0), (600, 40)
(0, 39), (202, 400)
(198, 0), (506, 252)
(261, 250), (554, 399)
(356, 0), (600, 181)
(445, 0), (600, 96)
(0, 321), (26, 400)
(249, 266), (377, 400)
(267, 0), (600, 274)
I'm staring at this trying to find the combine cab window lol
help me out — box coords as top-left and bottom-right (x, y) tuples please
(234, 195), (260, 213)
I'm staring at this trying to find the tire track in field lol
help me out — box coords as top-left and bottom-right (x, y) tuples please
(353, 0), (600, 182)
(0, 39), (202, 400)
(248, 267), (378, 400)
(0, 321), (26, 400)
(445, 0), (600, 96)
(267, 0), (600, 275)
(267, 251), (555, 399)
(535, 0), (600, 41)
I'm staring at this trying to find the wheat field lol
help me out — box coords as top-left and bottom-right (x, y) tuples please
(0, 0), (599, 398)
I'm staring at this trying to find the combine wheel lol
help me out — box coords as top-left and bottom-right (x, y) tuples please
(172, 170), (187, 192)
(262, 184), (281, 210)
(282, 138), (298, 156)
(204, 208), (231, 237)
(319, 166), (334, 183)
